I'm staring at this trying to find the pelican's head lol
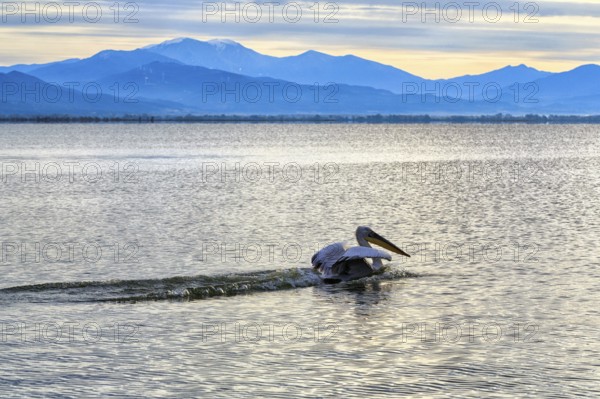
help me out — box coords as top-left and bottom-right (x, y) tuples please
(356, 226), (411, 257)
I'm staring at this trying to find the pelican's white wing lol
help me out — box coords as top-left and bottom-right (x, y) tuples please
(338, 246), (392, 262)
(312, 243), (392, 279)
(311, 242), (348, 272)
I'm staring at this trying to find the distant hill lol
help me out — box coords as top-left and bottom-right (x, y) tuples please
(144, 38), (424, 93)
(0, 71), (185, 115)
(25, 50), (181, 83)
(1, 37), (599, 116)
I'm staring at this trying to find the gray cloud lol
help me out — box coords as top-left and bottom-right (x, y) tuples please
(0, 0), (598, 75)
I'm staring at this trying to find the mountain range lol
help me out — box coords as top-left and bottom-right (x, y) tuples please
(1, 37), (599, 116)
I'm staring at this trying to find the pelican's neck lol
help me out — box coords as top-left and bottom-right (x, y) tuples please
(357, 228), (383, 270)
(356, 230), (371, 247)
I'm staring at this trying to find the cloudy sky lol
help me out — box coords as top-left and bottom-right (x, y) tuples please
(1, 0), (599, 78)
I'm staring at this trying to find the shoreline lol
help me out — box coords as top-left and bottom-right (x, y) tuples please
(1, 114), (600, 124)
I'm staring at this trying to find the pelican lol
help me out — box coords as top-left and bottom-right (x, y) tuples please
(311, 226), (411, 284)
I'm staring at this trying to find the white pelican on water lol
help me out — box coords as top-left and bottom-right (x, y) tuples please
(311, 226), (411, 284)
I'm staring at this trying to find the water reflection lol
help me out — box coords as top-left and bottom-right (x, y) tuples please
(1, 123), (599, 397)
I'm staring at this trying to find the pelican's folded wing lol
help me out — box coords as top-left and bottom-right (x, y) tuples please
(338, 246), (392, 262)
(311, 242), (347, 272)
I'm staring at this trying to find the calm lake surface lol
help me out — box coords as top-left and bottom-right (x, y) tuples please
(0, 123), (598, 398)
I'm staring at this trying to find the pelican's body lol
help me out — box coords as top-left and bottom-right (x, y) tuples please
(311, 226), (410, 283)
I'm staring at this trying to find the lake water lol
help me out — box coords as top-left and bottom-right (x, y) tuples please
(0, 123), (598, 398)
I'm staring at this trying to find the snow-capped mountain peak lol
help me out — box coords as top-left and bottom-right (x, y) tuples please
(207, 38), (238, 46)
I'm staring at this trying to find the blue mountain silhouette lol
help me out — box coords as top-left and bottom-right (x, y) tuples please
(1, 38), (599, 115)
